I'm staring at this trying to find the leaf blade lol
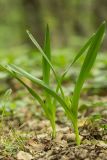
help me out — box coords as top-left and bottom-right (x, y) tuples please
(43, 24), (51, 85)
(71, 22), (106, 116)
(56, 33), (95, 93)
(0, 64), (74, 120)
(27, 30), (64, 97)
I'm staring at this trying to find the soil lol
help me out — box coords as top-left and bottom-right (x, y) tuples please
(0, 98), (107, 160)
(0, 76), (107, 160)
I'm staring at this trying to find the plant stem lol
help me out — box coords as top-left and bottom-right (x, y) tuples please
(74, 121), (80, 145)
(71, 115), (80, 145)
(52, 124), (56, 138)
(50, 117), (56, 138)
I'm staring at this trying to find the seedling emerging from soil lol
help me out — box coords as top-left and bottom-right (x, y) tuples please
(0, 22), (106, 145)
(42, 25), (56, 137)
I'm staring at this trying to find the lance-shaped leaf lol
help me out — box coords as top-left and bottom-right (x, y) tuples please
(56, 33), (95, 93)
(43, 24), (51, 85)
(27, 30), (64, 98)
(71, 22), (106, 116)
(0, 64), (74, 121)
(42, 25), (56, 137)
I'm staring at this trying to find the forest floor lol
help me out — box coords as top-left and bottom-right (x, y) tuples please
(0, 84), (107, 160)
(0, 49), (107, 160)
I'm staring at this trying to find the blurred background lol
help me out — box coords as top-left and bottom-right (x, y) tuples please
(0, 0), (107, 96)
(0, 0), (107, 49)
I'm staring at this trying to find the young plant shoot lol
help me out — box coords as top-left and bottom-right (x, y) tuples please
(0, 22), (106, 145)
(42, 25), (56, 137)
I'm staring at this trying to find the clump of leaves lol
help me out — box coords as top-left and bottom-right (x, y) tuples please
(0, 22), (106, 145)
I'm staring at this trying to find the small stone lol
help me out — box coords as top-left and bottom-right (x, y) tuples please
(102, 135), (107, 141)
(99, 153), (107, 158)
(57, 127), (70, 134)
(79, 149), (88, 159)
(61, 155), (69, 160)
(37, 133), (48, 139)
(75, 148), (88, 159)
(17, 151), (33, 160)
(67, 133), (75, 142)
(66, 133), (83, 142)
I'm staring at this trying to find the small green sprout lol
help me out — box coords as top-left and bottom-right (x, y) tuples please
(0, 89), (16, 120)
(0, 22), (106, 145)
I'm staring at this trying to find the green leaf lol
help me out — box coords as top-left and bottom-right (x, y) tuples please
(71, 22), (106, 116)
(42, 25), (56, 137)
(42, 24), (52, 110)
(56, 33), (95, 93)
(0, 64), (73, 121)
(62, 34), (95, 79)
(70, 22), (106, 145)
(43, 24), (51, 85)
(27, 30), (64, 98)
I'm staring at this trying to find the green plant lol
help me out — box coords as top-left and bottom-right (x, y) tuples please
(0, 22), (106, 145)
(0, 89), (16, 120)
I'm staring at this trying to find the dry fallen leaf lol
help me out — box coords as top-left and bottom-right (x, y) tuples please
(27, 139), (44, 152)
(17, 151), (33, 160)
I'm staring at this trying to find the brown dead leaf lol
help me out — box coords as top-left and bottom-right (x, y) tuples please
(27, 139), (44, 152)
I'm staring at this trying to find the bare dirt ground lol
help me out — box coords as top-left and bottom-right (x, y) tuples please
(0, 94), (107, 160)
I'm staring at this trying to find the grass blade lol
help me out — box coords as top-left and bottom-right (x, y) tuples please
(56, 34), (95, 93)
(0, 64), (74, 120)
(62, 34), (95, 79)
(71, 21), (106, 145)
(42, 25), (56, 137)
(71, 22), (106, 115)
(43, 24), (51, 85)
(14, 76), (48, 113)
(27, 30), (64, 98)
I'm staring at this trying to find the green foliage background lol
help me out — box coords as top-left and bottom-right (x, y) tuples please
(0, 0), (107, 48)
